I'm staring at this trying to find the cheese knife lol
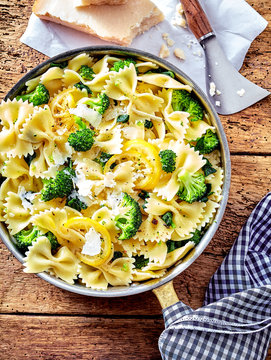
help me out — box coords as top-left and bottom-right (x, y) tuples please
(181, 0), (270, 115)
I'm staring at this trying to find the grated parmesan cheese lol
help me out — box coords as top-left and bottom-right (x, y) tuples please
(209, 82), (216, 97)
(81, 228), (101, 256)
(159, 43), (170, 59)
(69, 104), (102, 128)
(237, 88), (246, 97)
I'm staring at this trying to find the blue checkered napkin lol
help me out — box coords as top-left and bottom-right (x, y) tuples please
(159, 193), (271, 360)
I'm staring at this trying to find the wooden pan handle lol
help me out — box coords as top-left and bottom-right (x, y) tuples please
(181, 0), (213, 40)
(152, 281), (179, 309)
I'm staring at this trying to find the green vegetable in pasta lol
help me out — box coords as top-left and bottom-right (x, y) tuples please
(78, 65), (95, 80)
(159, 150), (177, 173)
(202, 157), (217, 177)
(16, 84), (50, 106)
(41, 164), (75, 202)
(66, 192), (88, 212)
(145, 69), (175, 78)
(194, 130), (219, 154)
(49, 61), (68, 69)
(14, 226), (60, 253)
(111, 58), (137, 73)
(68, 117), (95, 152)
(138, 190), (150, 200)
(115, 193), (142, 240)
(161, 211), (176, 228)
(133, 255), (149, 269)
(144, 119), (153, 129)
(177, 169), (207, 203)
(116, 114), (129, 123)
(112, 251), (123, 261)
(171, 89), (204, 122)
(74, 81), (92, 94)
(166, 229), (203, 253)
(199, 183), (214, 203)
(85, 93), (110, 114)
(94, 152), (113, 170)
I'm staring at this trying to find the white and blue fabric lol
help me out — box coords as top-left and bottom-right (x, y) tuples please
(159, 193), (271, 360)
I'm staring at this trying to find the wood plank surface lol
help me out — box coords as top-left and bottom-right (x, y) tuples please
(0, 315), (163, 360)
(0, 0), (271, 359)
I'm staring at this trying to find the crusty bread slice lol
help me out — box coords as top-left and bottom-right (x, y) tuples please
(33, 0), (164, 46)
(75, 0), (128, 7)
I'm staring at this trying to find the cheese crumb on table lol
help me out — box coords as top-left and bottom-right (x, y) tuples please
(237, 88), (246, 97)
(215, 101), (221, 107)
(216, 89), (222, 95)
(159, 44), (170, 59)
(166, 38), (175, 47)
(209, 82), (216, 97)
(174, 48), (186, 60)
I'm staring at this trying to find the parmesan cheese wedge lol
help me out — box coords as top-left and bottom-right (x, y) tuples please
(75, 0), (128, 7)
(33, 0), (164, 46)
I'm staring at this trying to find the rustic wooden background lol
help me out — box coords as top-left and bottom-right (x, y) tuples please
(0, 0), (270, 359)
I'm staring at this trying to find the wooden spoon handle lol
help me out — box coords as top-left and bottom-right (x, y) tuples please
(181, 0), (213, 40)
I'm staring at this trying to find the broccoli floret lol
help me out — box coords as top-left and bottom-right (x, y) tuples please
(74, 81), (92, 94)
(85, 93), (110, 115)
(94, 152), (113, 169)
(162, 70), (175, 78)
(68, 116), (95, 152)
(111, 58), (137, 73)
(14, 226), (60, 252)
(45, 231), (60, 251)
(186, 99), (204, 122)
(194, 130), (219, 154)
(16, 84), (50, 106)
(202, 157), (217, 177)
(189, 229), (202, 245)
(161, 211), (176, 228)
(41, 165), (75, 202)
(159, 150), (177, 173)
(66, 192), (88, 211)
(112, 251), (123, 261)
(78, 65), (95, 80)
(166, 240), (184, 253)
(49, 61), (68, 69)
(24, 152), (36, 167)
(115, 193), (142, 240)
(199, 183), (214, 203)
(171, 90), (204, 122)
(133, 255), (149, 269)
(68, 128), (95, 152)
(117, 114), (129, 123)
(144, 120), (153, 129)
(177, 169), (207, 203)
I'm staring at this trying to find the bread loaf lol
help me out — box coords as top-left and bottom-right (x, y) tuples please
(33, 0), (164, 46)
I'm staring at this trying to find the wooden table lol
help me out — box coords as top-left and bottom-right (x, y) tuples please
(0, 0), (270, 359)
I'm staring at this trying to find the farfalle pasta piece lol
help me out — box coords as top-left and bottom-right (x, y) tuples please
(67, 53), (94, 72)
(131, 93), (164, 115)
(0, 99), (34, 157)
(154, 142), (206, 201)
(24, 236), (79, 284)
(196, 200), (220, 230)
(92, 55), (121, 75)
(137, 73), (192, 90)
(32, 207), (84, 250)
(105, 64), (137, 100)
(78, 262), (108, 290)
(146, 241), (195, 271)
(206, 167), (224, 203)
(185, 120), (215, 141)
(1, 156), (29, 179)
(132, 268), (166, 281)
(4, 191), (33, 234)
(138, 240), (168, 264)
(95, 125), (123, 154)
(135, 214), (174, 243)
(145, 194), (206, 239)
(100, 257), (134, 286)
(115, 238), (144, 257)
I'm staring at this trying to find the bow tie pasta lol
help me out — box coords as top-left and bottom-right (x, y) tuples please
(0, 54), (223, 289)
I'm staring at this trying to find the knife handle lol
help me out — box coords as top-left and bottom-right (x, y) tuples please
(181, 0), (214, 41)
